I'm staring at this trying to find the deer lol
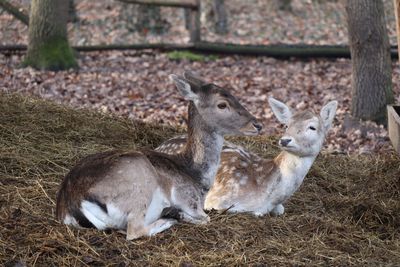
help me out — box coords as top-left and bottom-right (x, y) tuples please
(156, 97), (337, 216)
(56, 71), (263, 240)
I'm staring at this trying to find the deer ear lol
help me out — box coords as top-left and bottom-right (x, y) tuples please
(169, 74), (199, 101)
(320, 100), (338, 131)
(268, 97), (292, 125)
(183, 71), (206, 88)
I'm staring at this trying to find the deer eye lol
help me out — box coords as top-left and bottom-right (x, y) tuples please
(217, 102), (228, 109)
(309, 126), (316, 131)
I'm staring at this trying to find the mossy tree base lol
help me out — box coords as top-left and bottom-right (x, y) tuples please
(23, 37), (78, 71)
(24, 0), (77, 71)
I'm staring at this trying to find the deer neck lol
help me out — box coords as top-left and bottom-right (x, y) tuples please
(182, 102), (224, 190)
(274, 151), (317, 186)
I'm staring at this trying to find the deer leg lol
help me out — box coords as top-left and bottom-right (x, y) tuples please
(126, 219), (147, 240)
(126, 217), (177, 240)
(253, 211), (266, 217)
(179, 210), (210, 224)
(126, 187), (177, 240)
(146, 218), (177, 236)
(177, 199), (210, 224)
(271, 204), (285, 216)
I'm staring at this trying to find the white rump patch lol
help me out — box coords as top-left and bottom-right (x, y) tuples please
(81, 200), (109, 230)
(63, 214), (79, 227)
(80, 201), (127, 230)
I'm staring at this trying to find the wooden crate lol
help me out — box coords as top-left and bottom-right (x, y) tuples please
(388, 105), (400, 154)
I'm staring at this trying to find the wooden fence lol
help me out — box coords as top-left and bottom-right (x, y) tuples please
(1, 0), (400, 59)
(116, 0), (201, 42)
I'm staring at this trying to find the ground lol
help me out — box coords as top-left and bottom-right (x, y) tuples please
(1, 51), (400, 154)
(0, 93), (399, 266)
(1, 0), (400, 154)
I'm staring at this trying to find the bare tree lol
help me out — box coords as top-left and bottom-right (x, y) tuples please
(68, 0), (78, 23)
(212, 0), (228, 34)
(23, 0), (77, 70)
(345, 0), (393, 124)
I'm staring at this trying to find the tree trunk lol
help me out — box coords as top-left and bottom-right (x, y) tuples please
(184, 8), (190, 30)
(23, 0), (77, 71)
(212, 0), (228, 34)
(394, 0), (400, 63)
(345, 0), (393, 124)
(68, 0), (78, 23)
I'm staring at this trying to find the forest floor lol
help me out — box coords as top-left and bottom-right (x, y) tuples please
(2, 52), (400, 154)
(1, 0), (400, 154)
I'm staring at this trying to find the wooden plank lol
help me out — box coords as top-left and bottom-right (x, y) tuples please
(388, 105), (400, 154)
(394, 0), (400, 62)
(116, 0), (198, 9)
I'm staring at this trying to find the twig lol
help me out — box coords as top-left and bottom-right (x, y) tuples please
(36, 180), (55, 206)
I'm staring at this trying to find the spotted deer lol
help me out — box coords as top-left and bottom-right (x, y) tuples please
(156, 97), (337, 216)
(56, 72), (262, 239)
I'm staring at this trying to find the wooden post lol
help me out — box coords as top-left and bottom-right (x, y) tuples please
(189, 0), (201, 43)
(394, 0), (400, 62)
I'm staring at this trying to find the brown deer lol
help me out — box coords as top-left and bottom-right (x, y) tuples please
(156, 97), (337, 216)
(56, 72), (262, 239)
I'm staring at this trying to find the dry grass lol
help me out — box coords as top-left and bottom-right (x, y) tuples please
(1, 93), (399, 266)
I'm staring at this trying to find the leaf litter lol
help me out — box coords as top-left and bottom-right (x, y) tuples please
(1, 51), (400, 155)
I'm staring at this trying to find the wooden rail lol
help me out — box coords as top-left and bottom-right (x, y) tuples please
(1, 43), (399, 59)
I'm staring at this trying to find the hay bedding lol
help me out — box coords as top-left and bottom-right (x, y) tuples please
(0, 93), (399, 266)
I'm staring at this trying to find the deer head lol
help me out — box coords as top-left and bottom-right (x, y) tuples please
(268, 97), (338, 157)
(170, 72), (262, 136)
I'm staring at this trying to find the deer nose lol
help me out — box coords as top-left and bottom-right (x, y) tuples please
(279, 138), (292, 147)
(253, 122), (263, 132)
